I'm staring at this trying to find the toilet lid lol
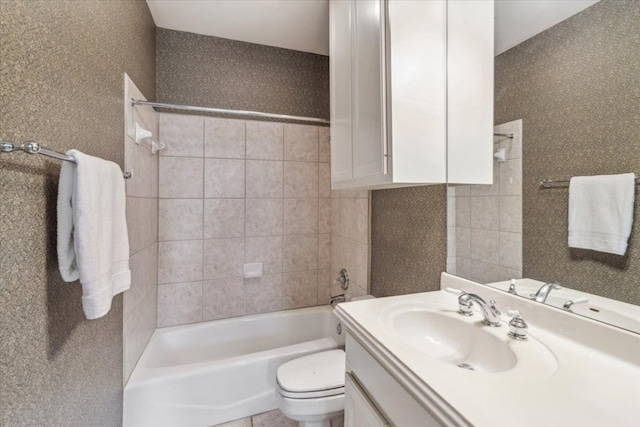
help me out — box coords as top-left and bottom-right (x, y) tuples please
(277, 350), (345, 394)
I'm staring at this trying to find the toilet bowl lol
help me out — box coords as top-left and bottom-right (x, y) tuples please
(276, 349), (346, 427)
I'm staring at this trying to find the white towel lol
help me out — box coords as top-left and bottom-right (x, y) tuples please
(57, 150), (131, 319)
(568, 173), (636, 256)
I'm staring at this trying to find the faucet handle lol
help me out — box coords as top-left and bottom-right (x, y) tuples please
(506, 310), (528, 340)
(562, 297), (588, 311)
(489, 300), (500, 316)
(507, 279), (518, 295)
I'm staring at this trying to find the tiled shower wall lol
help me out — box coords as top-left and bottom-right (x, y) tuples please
(156, 114), (369, 327)
(447, 120), (523, 283)
(123, 75), (159, 382)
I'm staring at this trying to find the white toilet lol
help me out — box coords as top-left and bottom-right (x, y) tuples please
(275, 349), (346, 427)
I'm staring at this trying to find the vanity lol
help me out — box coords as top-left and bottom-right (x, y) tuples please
(334, 273), (640, 427)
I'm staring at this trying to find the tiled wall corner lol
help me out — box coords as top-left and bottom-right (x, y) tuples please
(447, 119), (523, 284)
(156, 115), (364, 327)
(123, 75), (159, 383)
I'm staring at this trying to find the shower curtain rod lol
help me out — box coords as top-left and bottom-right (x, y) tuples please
(131, 99), (330, 125)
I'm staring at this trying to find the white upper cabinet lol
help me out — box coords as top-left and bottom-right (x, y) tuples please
(330, 0), (494, 189)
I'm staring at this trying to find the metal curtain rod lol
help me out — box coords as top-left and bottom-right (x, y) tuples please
(1, 141), (76, 163)
(540, 176), (640, 188)
(131, 99), (330, 124)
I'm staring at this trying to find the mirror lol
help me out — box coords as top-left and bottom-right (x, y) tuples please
(446, 0), (640, 333)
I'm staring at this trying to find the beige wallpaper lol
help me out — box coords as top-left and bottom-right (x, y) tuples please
(0, 1), (155, 425)
(156, 28), (329, 123)
(495, 0), (640, 305)
(370, 185), (447, 297)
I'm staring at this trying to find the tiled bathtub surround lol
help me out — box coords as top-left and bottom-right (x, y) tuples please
(123, 75), (159, 383)
(447, 120), (523, 283)
(157, 115), (368, 327)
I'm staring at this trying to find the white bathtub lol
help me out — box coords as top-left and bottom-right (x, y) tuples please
(123, 305), (344, 427)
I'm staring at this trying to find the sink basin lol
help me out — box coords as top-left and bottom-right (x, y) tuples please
(386, 309), (517, 373)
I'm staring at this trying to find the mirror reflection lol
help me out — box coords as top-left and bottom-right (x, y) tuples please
(446, 0), (640, 333)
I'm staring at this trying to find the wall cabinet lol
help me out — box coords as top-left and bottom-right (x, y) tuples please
(330, 0), (494, 189)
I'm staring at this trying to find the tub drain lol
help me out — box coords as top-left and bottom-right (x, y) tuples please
(457, 363), (475, 371)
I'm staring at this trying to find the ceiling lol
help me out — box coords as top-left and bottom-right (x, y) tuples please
(146, 0), (600, 57)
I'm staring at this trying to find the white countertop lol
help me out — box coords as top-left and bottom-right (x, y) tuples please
(334, 274), (640, 427)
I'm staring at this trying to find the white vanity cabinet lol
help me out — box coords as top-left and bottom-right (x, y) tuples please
(344, 333), (445, 427)
(329, 0), (494, 189)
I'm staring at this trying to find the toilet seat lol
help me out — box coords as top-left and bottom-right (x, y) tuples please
(276, 350), (346, 399)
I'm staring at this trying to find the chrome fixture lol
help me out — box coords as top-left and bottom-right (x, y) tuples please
(507, 311), (528, 341)
(335, 268), (349, 290)
(131, 98), (329, 125)
(507, 279), (518, 295)
(530, 282), (562, 303)
(330, 294), (346, 307)
(540, 175), (639, 188)
(493, 133), (514, 139)
(563, 297), (589, 311)
(457, 293), (502, 327)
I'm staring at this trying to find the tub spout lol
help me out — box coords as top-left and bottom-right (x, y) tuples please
(330, 294), (346, 307)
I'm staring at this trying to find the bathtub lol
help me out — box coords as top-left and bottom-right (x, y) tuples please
(123, 305), (344, 427)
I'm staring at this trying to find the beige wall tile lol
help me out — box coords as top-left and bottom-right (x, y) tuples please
(447, 227), (457, 257)
(338, 198), (369, 244)
(454, 196), (471, 227)
(317, 268), (331, 304)
(447, 196), (456, 225)
(499, 196), (522, 233)
(159, 199), (203, 241)
(159, 114), (204, 157)
(453, 185), (470, 197)
(245, 199), (284, 237)
(330, 198), (340, 234)
(125, 138), (155, 198)
(284, 161), (318, 197)
(245, 236), (283, 274)
(456, 257), (472, 280)
(318, 234), (331, 269)
(246, 121), (283, 160)
(499, 267), (522, 281)
(159, 157), (204, 198)
(203, 238), (245, 279)
(158, 240), (203, 284)
(203, 278), (245, 320)
(470, 196), (500, 230)
(244, 274), (283, 314)
(499, 158), (522, 196)
(469, 260), (501, 284)
(205, 117), (245, 159)
(455, 227), (471, 258)
(284, 124), (318, 161)
(123, 289), (156, 381)
(470, 228), (500, 264)
(157, 282), (203, 327)
(283, 270), (318, 309)
(284, 198), (318, 235)
(318, 126), (330, 163)
(318, 162), (331, 198)
(204, 199), (245, 238)
(500, 231), (522, 270)
(124, 243), (158, 320)
(204, 159), (245, 198)
(126, 197), (158, 255)
(470, 164), (499, 197)
(246, 160), (284, 198)
(283, 235), (318, 272)
(319, 198), (331, 234)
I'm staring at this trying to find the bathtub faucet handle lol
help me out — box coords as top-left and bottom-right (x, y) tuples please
(335, 268), (349, 290)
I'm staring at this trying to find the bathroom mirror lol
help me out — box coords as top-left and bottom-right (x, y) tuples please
(446, 0), (640, 333)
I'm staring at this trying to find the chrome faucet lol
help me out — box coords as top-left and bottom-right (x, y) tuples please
(530, 282), (561, 303)
(457, 293), (502, 327)
(330, 294), (346, 307)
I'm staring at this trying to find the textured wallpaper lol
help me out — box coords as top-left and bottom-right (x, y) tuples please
(371, 185), (447, 297)
(156, 28), (330, 123)
(0, 1), (155, 425)
(495, 0), (640, 305)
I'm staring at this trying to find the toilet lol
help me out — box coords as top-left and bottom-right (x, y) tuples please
(276, 295), (375, 426)
(276, 349), (346, 427)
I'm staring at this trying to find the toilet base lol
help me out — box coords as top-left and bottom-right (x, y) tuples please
(276, 392), (344, 427)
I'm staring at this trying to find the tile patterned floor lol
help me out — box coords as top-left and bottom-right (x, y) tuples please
(214, 409), (344, 427)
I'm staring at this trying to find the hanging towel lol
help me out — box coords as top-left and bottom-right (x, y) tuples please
(568, 173), (636, 256)
(57, 150), (131, 319)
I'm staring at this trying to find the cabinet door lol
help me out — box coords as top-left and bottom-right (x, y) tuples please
(330, 0), (354, 183)
(345, 372), (389, 427)
(352, 0), (387, 180)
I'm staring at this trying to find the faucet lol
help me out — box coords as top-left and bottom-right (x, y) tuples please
(530, 282), (561, 303)
(330, 294), (346, 307)
(457, 293), (502, 327)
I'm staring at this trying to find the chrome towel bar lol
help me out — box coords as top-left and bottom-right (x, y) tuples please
(540, 176), (640, 188)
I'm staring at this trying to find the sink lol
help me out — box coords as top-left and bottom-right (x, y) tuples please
(380, 303), (558, 377)
(385, 309), (517, 373)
